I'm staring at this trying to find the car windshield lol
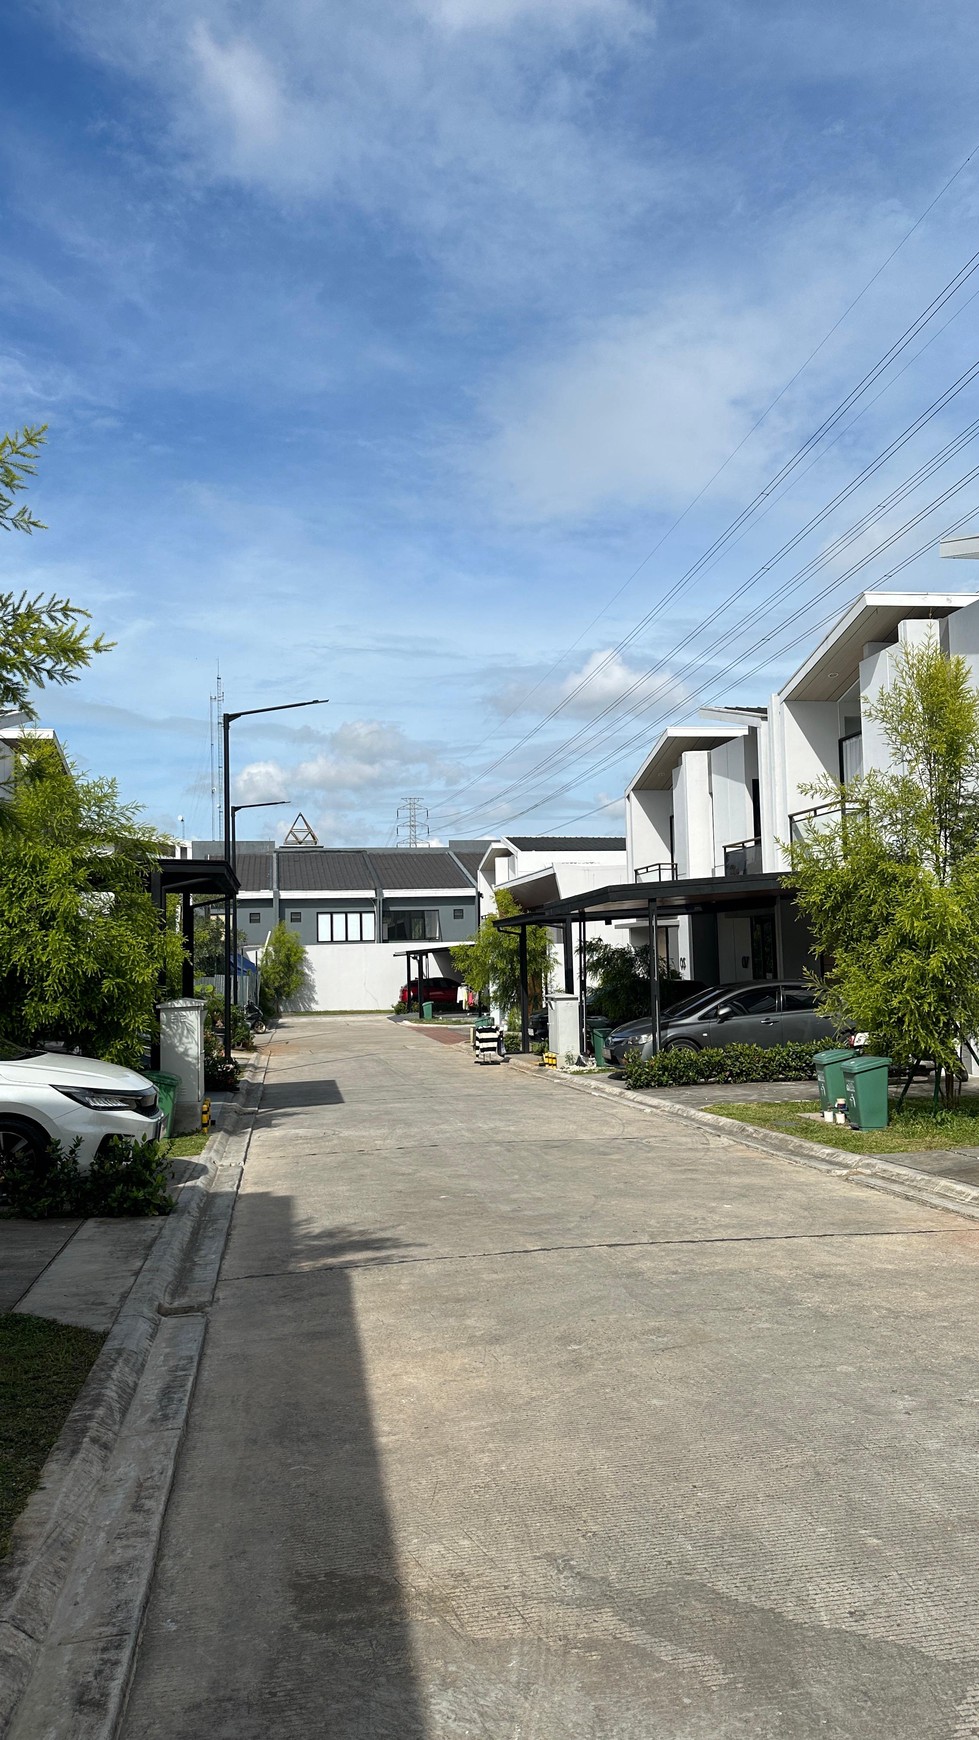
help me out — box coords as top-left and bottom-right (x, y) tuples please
(663, 987), (732, 1022)
(0, 1039), (39, 1062)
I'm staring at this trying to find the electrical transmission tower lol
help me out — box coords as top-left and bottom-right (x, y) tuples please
(396, 796), (429, 848)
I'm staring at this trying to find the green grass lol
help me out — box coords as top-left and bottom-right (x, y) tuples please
(0, 1313), (105, 1558)
(166, 1129), (210, 1159)
(705, 1095), (979, 1154)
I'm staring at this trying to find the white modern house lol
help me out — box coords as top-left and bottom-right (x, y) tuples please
(189, 839), (484, 1012)
(478, 834), (628, 1005)
(478, 834), (627, 915)
(0, 713), (69, 788)
(495, 566), (979, 1017)
(613, 583), (979, 986)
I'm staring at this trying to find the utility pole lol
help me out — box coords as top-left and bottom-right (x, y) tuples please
(396, 796), (429, 848)
(209, 666), (224, 841)
(221, 697), (328, 1058)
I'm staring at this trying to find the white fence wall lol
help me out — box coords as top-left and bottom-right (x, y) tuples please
(293, 942), (460, 1012)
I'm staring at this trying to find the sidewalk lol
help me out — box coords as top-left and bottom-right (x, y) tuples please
(0, 1104), (236, 1332)
(0, 1051), (267, 1739)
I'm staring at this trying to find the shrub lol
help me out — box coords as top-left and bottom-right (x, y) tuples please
(622, 1040), (819, 1091)
(2, 1134), (175, 1218)
(203, 1025), (242, 1091)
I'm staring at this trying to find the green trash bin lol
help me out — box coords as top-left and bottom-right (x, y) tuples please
(422, 1000), (433, 1021)
(841, 1055), (892, 1130)
(813, 1048), (853, 1111)
(593, 1029), (607, 1066)
(144, 1069), (180, 1138)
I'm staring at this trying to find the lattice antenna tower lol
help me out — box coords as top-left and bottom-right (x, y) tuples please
(396, 796), (429, 848)
(209, 665), (224, 840)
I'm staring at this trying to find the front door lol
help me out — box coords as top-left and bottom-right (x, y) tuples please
(751, 914), (776, 980)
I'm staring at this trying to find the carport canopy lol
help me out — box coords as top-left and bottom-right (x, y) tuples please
(492, 871), (795, 1055)
(151, 857), (240, 1001)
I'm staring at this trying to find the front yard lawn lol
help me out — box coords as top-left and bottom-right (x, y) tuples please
(0, 1312), (105, 1558)
(705, 1096), (979, 1155)
(166, 1129), (210, 1159)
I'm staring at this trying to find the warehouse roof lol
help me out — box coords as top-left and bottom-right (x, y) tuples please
(231, 845), (477, 894)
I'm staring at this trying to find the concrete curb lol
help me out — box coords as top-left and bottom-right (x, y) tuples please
(0, 1046), (269, 1740)
(537, 1067), (979, 1223)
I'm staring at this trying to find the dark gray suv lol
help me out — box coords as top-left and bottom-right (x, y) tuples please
(611, 981), (841, 1062)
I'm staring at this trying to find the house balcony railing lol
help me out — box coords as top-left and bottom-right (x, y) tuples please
(634, 860), (678, 883)
(789, 800), (865, 845)
(723, 838), (763, 878)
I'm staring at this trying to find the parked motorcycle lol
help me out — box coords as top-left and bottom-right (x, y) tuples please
(244, 1001), (267, 1034)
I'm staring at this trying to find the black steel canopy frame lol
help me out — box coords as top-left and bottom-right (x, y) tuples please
(492, 872), (793, 1057)
(148, 857), (240, 1068)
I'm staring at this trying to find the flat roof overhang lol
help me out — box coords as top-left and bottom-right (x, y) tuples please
(493, 872), (792, 930)
(627, 725), (747, 794)
(151, 857), (239, 900)
(780, 591), (978, 703)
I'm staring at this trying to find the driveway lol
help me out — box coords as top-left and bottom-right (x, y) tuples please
(121, 1016), (979, 1739)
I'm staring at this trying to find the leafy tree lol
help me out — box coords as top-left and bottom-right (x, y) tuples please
(0, 429), (110, 720)
(0, 745), (182, 1064)
(584, 940), (679, 1027)
(451, 888), (553, 1019)
(789, 639), (979, 1104)
(0, 426), (46, 535)
(260, 922), (309, 1015)
(193, 909), (245, 976)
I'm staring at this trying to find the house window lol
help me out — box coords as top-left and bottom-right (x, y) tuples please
(248, 912), (261, 924)
(453, 908), (464, 920)
(317, 910), (376, 943)
(384, 910), (441, 942)
(289, 911), (302, 924)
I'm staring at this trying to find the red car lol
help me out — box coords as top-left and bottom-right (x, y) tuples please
(399, 977), (462, 1010)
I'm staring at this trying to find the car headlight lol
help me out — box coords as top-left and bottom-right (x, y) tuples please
(54, 1085), (151, 1112)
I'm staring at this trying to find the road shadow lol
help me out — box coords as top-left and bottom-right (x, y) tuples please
(257, 1078), (345, 1117)
(123, 1190), (428, 1739)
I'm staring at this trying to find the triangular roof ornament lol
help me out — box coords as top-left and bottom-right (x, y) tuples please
(283, 811), (319, 845)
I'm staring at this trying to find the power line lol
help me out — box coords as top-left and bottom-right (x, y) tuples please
(440, 377), (979, 828)
(447, 466), (979, 833)
(433, 222), (979, 820)
(549, 496), (979, 831)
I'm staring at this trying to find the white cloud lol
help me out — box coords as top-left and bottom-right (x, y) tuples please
(189, 25), (286, 159)
(473, 200), (932, 522)
(47, 0), (666, 300)
(490, 648), (686, 720)
(233, 719), (461, 804)
(420, 0), (637, 31)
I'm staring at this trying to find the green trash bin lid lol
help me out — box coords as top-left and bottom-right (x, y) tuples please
(841, 1055), (891, 1073)
(814, 1048), (852, 1064)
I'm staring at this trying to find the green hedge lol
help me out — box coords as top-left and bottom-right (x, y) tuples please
(621, 1040), (820, 1090)
(2, 1135), (175, 1218)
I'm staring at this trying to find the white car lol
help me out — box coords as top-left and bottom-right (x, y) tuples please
(0, 1041), (164, 1174)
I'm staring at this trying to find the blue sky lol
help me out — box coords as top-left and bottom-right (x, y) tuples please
(3, 0), (979, 843)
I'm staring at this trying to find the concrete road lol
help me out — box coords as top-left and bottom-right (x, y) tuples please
(121, 1017), (979, 1739)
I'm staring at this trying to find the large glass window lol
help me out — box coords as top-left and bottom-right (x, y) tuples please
(384, 909), (441, 942)
(317, 910), (376, 943)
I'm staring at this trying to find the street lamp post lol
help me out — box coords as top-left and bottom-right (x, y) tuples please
(222, 699), (327, 1058)
(229, 799), (291, 1015)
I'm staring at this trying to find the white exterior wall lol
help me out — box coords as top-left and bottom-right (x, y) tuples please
(625, 789), (673, 877)
(672, 752), (714, 878)
(769, 697), (839, 866)
(860, 620), (942, 776)
(944, 595), (979, 684)
(708, 734), (758, 872)
(295, 941), (459, 1012)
